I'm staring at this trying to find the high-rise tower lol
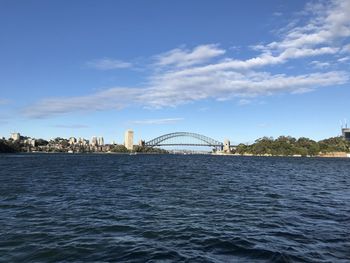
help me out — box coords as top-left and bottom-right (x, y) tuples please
(91, 136), (98, 146)
(98, 137), (104, 146)
(124, 130), (134, 150)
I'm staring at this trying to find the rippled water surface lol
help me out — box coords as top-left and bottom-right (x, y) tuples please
(1, 154), (350, 262)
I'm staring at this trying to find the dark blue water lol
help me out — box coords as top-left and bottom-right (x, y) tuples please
(0, 154), (349, 262)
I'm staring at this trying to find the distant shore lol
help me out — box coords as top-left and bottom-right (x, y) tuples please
(2, 151), (350, 158)
(213, 152), (350, 158)
(1, 135), (350, 157)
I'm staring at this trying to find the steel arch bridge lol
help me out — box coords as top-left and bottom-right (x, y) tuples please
(145, 132), (223, 148)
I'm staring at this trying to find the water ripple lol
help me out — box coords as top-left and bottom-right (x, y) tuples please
(1, 154), (350, 262)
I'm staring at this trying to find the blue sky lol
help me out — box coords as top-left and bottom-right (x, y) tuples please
(0, 0), (349, 144)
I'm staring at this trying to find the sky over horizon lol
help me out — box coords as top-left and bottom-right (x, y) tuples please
(1, 0), (350, 144)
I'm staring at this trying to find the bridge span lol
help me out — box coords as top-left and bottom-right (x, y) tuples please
(144, 132), (224, 149)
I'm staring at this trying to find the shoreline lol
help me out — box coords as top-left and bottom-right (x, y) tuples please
(2, 151), (350, 158)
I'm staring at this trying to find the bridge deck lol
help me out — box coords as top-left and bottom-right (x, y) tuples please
(146, 143), (223, 147)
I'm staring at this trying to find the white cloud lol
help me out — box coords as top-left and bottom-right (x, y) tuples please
(130, 118), (184, 125)
(141, 71), (348, 107)
(238, 99), (251, 105)
(154, 44), (225, 68)
(0, 98), (10, 105)
(266, 0), (350, 51)
(163, 46), (339, 78)
(22, 88), (141, 118)
(310, 60), (331, 69)
(23, 70), (348, 118)
(338, 56), (350, 62)
(86, 58), (132, 70)
(273, 12), (283, 17)
(342, 44), (350, 53)
(22, 0), (350, 119)
(53, 124), (89, 129)
(291, 87), (314, 94)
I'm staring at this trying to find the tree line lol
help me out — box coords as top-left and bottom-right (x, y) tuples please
(235, 136), (350, 156)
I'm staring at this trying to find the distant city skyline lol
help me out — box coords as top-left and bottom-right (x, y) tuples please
(1, 0), (350, 144)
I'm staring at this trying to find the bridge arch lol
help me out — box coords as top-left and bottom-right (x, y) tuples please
(145, 132), (223, 148)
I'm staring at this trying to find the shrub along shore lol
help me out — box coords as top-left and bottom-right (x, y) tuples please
(233, 136), (350, 157)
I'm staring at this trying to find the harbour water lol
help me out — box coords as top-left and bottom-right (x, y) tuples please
(0, 154), (349, 262)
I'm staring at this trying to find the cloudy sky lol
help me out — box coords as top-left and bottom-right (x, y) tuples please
(0, 0), (349, 144)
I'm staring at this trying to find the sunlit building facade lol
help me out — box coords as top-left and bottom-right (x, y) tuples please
(124, 130), (134, 150)
(342, 128), (350, 141)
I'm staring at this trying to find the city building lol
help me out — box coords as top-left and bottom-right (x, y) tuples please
(24, 138), (36, 147)
(124, 129), (134, 150)
(91, 136), (98, 146)
(11, 132), (20, 141)
(138, 140), (145, 147)
(29, 139), (36, 147)
(342, 128), (350, 141)
(69, 137), (77, 145)
(78, 137), (88, 146)
(223, 139), (231, 152)
(98, 137), (104, 146)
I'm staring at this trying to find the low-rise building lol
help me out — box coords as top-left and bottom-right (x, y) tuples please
(342, 128), (350, 141)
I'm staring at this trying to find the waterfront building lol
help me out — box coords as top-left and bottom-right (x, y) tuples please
(91, 136), (98, 146)
(98, 137), (104, 146)
(138, 140), (145, 147)
(29, 139), (36, 147)
(11, 132), (20, 141)
(78, 137), (88, 146)
(24, 138), (36, 147)
(223, 139), (231, 152)
(69, 137), (77, 145)
(124, 130), (134, 150)
(342, 128), (350, 141)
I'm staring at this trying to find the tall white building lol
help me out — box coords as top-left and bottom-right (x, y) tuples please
(11, 132), (20, 141)
(124, 130), (134, 150)
(223, 139), (231, 152)
(91, 136), (98, 146)
(98, 137), (104, 146)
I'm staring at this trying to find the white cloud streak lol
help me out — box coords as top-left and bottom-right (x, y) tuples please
(22, 0), (350, 119)
(86, 58), (132, 70)
(154, 44), (225, 68)
(130, 118), (184, 125)
(338, 56), (350, 62)
(310, 60), (331, 69)
(0, 98), (10, 105)
(23, 88), (141, 118)
(52, 124), (89, 129)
